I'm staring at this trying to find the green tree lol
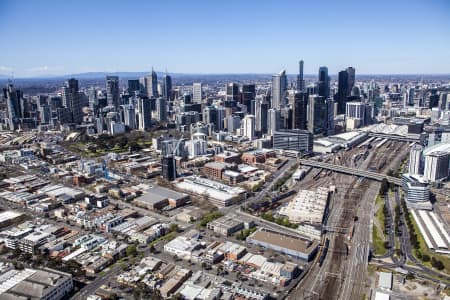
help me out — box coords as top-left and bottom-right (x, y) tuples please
(126, 245), (138, 257)
(169, 223), (179, 233)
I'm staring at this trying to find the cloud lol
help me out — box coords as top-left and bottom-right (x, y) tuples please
(20, 65), (65, 77)
(0, 65), (13, 73)
(26, 65), (50, 73)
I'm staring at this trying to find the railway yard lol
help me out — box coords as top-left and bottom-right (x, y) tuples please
(288, 139), (411, 300)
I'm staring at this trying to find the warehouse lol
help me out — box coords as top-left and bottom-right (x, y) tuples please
(246, 228), (318, 261)
(133, 185), (189, 210)
(175, 176), (246, 207)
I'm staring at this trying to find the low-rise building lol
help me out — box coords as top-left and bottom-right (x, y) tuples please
(164, 236), (203, 259)
(175, 176), (246, 207)
(0, 267), (73, 300)
(133, 186), (189, 210)
(207, 215), (247, 236)
(246, 228), (318, 261)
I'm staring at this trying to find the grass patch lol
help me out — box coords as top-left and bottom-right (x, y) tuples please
(372, 226), (387, 256)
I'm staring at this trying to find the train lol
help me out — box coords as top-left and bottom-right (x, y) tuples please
(318, 238), (330, 267)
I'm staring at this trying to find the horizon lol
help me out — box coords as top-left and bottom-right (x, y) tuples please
(2, 70), (450, 80)
(1, 0), (450, 77)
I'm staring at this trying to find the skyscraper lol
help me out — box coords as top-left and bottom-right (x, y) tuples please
(145, 69), (158, 98)
(346, 67), (355, 94)
(255, 96), (269, 135)
(106, 76), (120, 109)
(3, 84), (21, 130)
(268, 108), (280, 136)
(156, 97), (167, 121)
(290, 91), (308, 130)
(242, 84), (256, 108)
(226, 82), (239, 101)
(62, 78), (83, 123)
(242, 115), (255, 141)
(297, 60), (305, 92)
(409, 144), (423, 175)
(122, 104), (136, 130)
(271, 70), (287, 110)
(225, 83), (239, 116)
(162, 72), (172, 101)
(127, 79), (140, 94)
(307, 95), (327, 135)
(318, 67), (329, 99)
(193, 83), (202, 103)
(136, 97), (152, 131)
(337, 70), (349, 114)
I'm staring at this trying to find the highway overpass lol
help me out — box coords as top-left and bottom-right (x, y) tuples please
(299, 159), (402, 186)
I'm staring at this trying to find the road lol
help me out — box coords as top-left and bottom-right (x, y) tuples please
(72, 264), (123, 299)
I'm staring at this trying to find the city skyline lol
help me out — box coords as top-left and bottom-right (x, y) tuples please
(1, 0), (450, 77)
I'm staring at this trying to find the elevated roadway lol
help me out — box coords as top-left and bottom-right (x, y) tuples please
(299, 159), (402, 186)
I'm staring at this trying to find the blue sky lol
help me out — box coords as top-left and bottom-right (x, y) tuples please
(0, 0), (449, 77)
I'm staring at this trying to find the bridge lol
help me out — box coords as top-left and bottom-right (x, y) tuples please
(299, 159), (402, 186)
(366, 132), (422, 143)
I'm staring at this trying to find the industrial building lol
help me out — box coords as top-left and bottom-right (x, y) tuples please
(207, 215), (244, 236)
(133, 185), (189, 210)
(175, 176), (246, 207)
(246, 228), (318, 261)
(279, 187), (330, 226)
(411, 209), (450, 254)
(0, 268), (73, 300)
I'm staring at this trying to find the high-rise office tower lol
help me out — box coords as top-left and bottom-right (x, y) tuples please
(161, 156), (177, 181)
(297, 60), (305, 92)
(439, 93), (449, 111)
(423, 152), (449, 182)
(62, 78), (83, 123)
(307, 95), (327, 135)
(39, 104), (51, 124)
(318, 67), (329, 99)
(162, 72), (172, 101)
(216, 106), (225, 131)
(225, 83), (239, 116)
(226, 115), (241, 134)
(3, 84), (21, 130)
(127, 79), (140, 94)
(122, 104), (136, 130)
(346, 67), (355, 94)
(326, 98), (335, 136)
(268, 108), (280, 136)
(242, 84), (256, 108)
(156, 97), (167, 121)
(136, 97), (152, 131)
(290, 91), (308, 130)
(272, 70), (287, 110)
(337, 70), (349, 114)
(255, 97), (269, 135)
(226, 82), (239, 101)
(145, 69), (158, 98)
(242, 115), (255, 141)
(87, 87), (97, 110)
(106, 76), (120, 109)
(409, 144), (423, 175)
(193, 83), (202, 103)
(203, 106), (217, 126)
